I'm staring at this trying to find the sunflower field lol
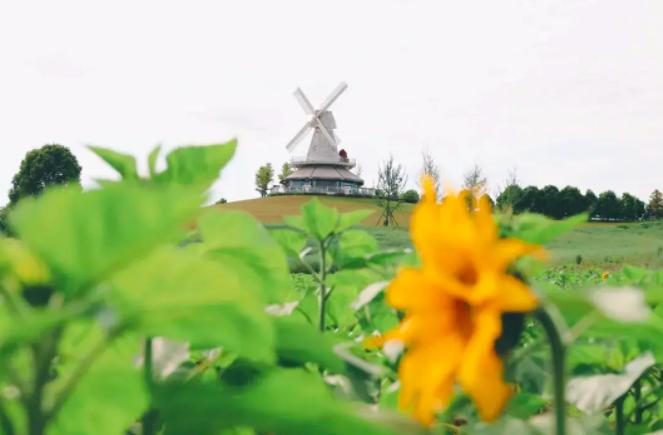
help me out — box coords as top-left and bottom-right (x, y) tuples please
(2, 141), (663, 435)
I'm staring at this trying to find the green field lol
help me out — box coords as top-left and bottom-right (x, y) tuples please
(222, 196), (663, 269)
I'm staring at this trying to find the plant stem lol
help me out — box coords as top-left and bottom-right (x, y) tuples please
(615, 395), (626, 435)
(535, 308), (566, 435)
(27, 329), (61, 435)
(0, 400), (16, 435)
(144, 337), (154, 385)
(318, 240), (328, 332)
(633, 380), (643, 424)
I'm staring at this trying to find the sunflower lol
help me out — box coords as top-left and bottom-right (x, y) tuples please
(374, 177), (543, 425)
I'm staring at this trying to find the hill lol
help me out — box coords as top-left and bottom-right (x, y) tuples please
(215, 195), (415, 226)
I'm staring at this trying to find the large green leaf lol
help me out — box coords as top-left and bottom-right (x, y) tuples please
(337, 209), (374, 232)
(155, 140), (237, 185)
(273, 318), (345, 373)
(88, 146), (139, 180)
(110, 247), (275, 362)
(9, 183), (202, 296)
(198, 211), (290, 304)
(49, 330), (148, 435)
(300, 198), (340, 241)
(155, 368), (409, 435)
(499, 213), (588, 245)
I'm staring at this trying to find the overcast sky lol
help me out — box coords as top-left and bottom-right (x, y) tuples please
(1, 0), (662, 203)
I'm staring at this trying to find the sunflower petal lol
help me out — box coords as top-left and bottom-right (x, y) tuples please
(457, 308), (511, 421)
(499, 275), (539, 312)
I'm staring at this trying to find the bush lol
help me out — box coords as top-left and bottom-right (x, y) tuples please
(401, 189), (420, 203)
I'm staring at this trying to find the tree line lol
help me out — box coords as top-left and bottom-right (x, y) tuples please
(496, 184), (663, 221)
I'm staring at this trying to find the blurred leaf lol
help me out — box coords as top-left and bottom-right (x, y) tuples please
(566, 353), (655, 413)
(332, 230), (379, 268)
(154, 368), (404, 435)
(588, 286), (651, 323)
(88, 146), (139, 180)
(199, 211), (290, 304)
(270, 228), (307, 259)
(299, 198), (340, 241)
(110, 247), (274, 362)
(500, 213), (588, 245)
(337, 209), (374, 232)
(351, 281), (389, 311)
(154, 140), (237, 186)
(10, 183), (202, 296)
(505, 393), (547, 419)
(148, 144), (161, 178)
(50, 331), (148, 435)
(273, 318), (345, 373)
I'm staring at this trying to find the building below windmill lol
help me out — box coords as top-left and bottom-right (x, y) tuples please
(270, 82), (375, 197)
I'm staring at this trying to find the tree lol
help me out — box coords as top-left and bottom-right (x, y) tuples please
(277, 162), (293, 184)
(0, 206), (8, 234)
(401, 189), (420, 204)
(537, 185), (561, 218)
(584, 190), (598, 218)
(620, 193), (645, 221)
(648, 189), (663, 219)
(558, 186), (586, 218)
(595, 191), (620, 220)
(8, 144), (81, 205)
(462, 164), (487, 204)
(514, 186), (539, 213)
(255, 163), (274, 197)
(420, 150), (441, 198)
(376, 155), (407, 227)
(496, 184), (523, 211)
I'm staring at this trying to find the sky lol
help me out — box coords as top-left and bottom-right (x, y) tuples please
(1, 0), (662, 203)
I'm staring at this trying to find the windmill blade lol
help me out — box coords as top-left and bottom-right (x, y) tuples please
(320, 81), (348, 111)
(286, 121), (311, 151)
(314, 117), (337, 147)
(293, 88), (315, 114)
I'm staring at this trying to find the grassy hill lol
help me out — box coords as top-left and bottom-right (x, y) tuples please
(215, 195), (416, 226)
(217, 196), (663, 269)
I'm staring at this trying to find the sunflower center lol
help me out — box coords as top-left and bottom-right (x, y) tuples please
(456, 264), (479, 286)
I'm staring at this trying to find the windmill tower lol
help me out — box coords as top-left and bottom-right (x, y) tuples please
(278, 82), (367, 196)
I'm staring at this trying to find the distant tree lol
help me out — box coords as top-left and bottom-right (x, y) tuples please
(9, 144), (81, 205)
(648, 189), (663, 219)
(255, 163), (274, 197)
(496, 184), (523, 211)
(277, 162), (293, 184)
(620, 193), (645, 221)
(584, 189), (598, 217)
(0, 206), (7, 234)
(462, 164), (487, 207)
(401, 189), (420, 204)
(536, 185), (561, 218)
(420, 150), (441, 198)
(514, 186), (540, 213)
(558, 186), (586, 218)
(595, 191), (621, 220)
(376, 155), (407, 226)
(215, 198), (228, 205)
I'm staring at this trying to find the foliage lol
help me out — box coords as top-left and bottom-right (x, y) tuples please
(8, 144), (81, 205)
(278, 162), (294, 184)
(376, 155), (407, 227)
(401, 189), (420, 204)
(2, 141), (663, 435)
(255, 162), (274, 197)
(649, 189), (663, 219)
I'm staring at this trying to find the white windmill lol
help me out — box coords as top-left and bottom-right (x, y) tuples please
(280, 82), (366, 196)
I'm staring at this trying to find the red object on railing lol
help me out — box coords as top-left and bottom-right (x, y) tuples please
(339, 149), (348, 159)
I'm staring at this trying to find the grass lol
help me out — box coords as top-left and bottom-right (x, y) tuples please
(219, 195), (663, 269)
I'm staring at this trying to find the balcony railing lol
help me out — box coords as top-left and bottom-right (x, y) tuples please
(270, 184), (375, 197)
(289, 156), (356, 168)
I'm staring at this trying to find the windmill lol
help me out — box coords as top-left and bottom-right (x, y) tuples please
(278, 82), (368, 196)
(286, 82), (347, 162)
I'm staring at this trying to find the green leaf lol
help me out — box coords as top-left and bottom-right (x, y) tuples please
(9, 183), (202, 296)
(500, 213), (588, 245)
(154, 368), (406, 435)
(49, 330), (148, 435)
(155, 140), (237, 186)
(332, 230), (379, 268)
(273, 318), (345, 373)
(88, 146), (139, 180)
(337, 209), (374, 232)
(300, 198), (340, 241)
(269, 228), (307, 259)
(110, 247), (275, 362)
(199, 211), (290, 304)
(148, 144), (161, 178)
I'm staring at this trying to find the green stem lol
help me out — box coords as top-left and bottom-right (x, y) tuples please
(633, 380), (642, 424)
(144, 337), (154, 385)
(615, 395), (626, 435)
(318, 240), (328, 332)
(535, 308), (566, 435)
(0, 400), (16, 435)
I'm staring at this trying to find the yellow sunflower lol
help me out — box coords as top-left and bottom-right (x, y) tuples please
(375, 177), (543, 425)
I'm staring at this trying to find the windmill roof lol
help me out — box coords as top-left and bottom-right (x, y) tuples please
(285, 166), (364, 185)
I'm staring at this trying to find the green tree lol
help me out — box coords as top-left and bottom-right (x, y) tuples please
(514, 185), (539, 213)
(584, 189), (598, 218)
(595, 190), (621, 220)
(277, 162), (293, 184)
(537, 185), (561, 218)
(558, 186), (586, 218)
(0, 206), (8, 234)
(376, 155), (407, 226)
(648, 189), (663, 219)
(255, 163), (274, 197)
(496, 184), (523, 211)
(462, 163), (487, 201)
(8, 144), (81, 205)
(401, 189), (420, 203)
(620, 193), (645, 221)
